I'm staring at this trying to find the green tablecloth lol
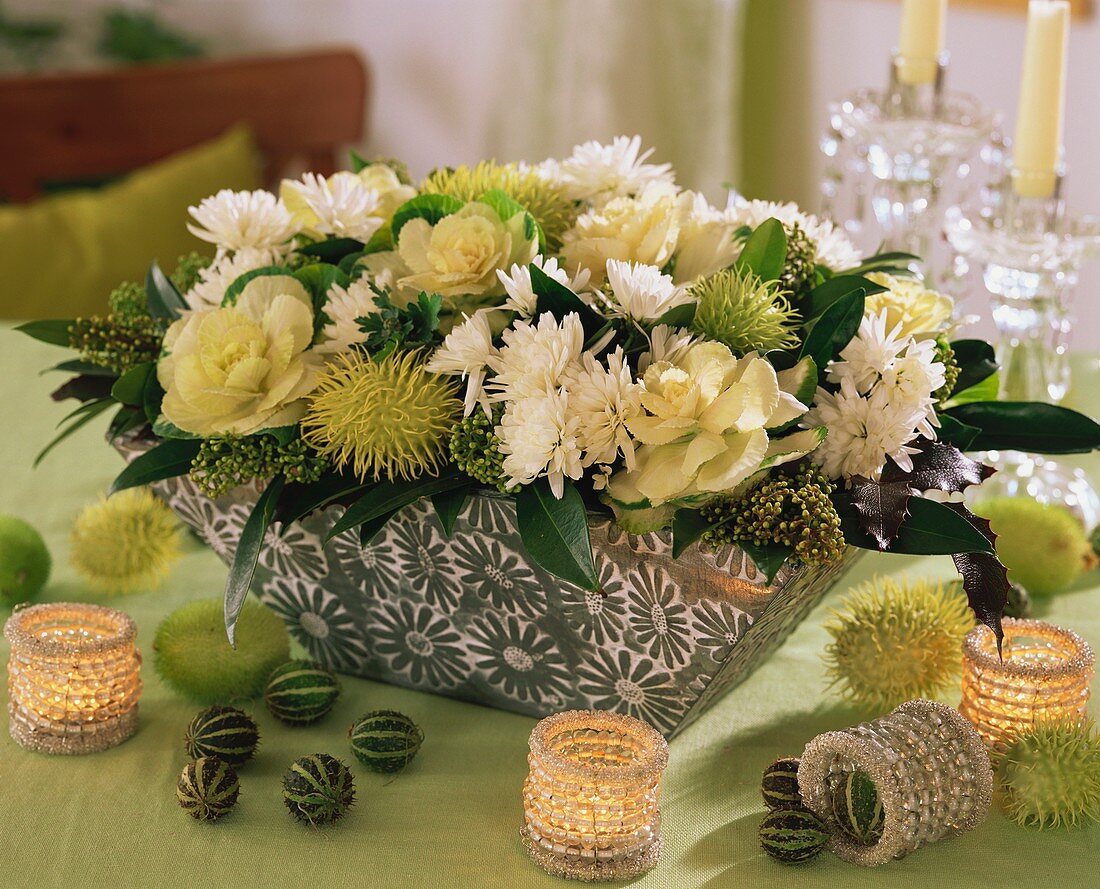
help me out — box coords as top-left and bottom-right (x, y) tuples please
(3, 328), (1099, 888)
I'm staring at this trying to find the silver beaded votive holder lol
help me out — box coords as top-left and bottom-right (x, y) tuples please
(799, 700), (992, 867)
(5, 602), (142, 754)
(520, 709), (668, 882)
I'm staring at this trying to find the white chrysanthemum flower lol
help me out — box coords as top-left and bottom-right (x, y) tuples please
(280, 171), (385, 242)
(425, 310), (498, 417)
(880, 337), (946, 407)
(184, 247), (280, 311)
(558, 135), (675, 204)
(186, 189), (297, 252)
(317, 278), (380, 355)
(496, 255), (592, 318)
(601, 260), (694, 323)
(639, 324), (696, 372)
(727, 196), (862, 271)
(488, 312), (585, 400)
(564, 348), (644, 469)
(804, 377), (929, 480)
(498, 390), (584, 498)
(827, 311), (911, 394)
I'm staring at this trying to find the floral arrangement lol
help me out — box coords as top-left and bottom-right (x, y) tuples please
(20, 136), (1100, 642)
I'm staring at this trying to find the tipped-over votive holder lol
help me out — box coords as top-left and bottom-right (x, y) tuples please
(959, 618), (1094, 751)
(5, 602), (142, 754)
(520, 709), (668, 882)
(799, 699), (992, 867)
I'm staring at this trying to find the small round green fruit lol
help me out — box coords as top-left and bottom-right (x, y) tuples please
(758, 807), (831, 864)
(761, 757), (802, 810)
(1003, 582), (1033, 619)
(0, 515), (51, 606)
(831, 770), (884, 846)
(185, 706), (260, 766)
(177, 757), (240, 821)
(265, 660), (340, 725)
(974, 497), (1097, 595)
(282, 753), (355, 825)
(350, 710), (424, 773)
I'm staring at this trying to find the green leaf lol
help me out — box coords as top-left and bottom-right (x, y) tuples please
(338, 249), (367, 273)
(296, 238), (364, 263)
(360, 224), (393, 256)
(951, 339), (999, 393)
(672, 508), (711, 558)
(530, 265), (605, 337)
(478, 188), (546, 252)
(15, 319), (73, 347)
(276, 472), (369, 527)
(837, 495), (996, 555)
(936, 414), (981, 451)
(799, 289), (865, 369)
(151, 416), (201, 439)
(359, 509), (399, 546)
(107, 405), (146, 440)
(34, 399), (114, 467)
(656, 302), (697, 328)
(224, 476), (285, 646)
(735, 217), (787, 282)
(943, 402), (1100, 454)
(515, 479), (599, 591)
(390, 194), (465, 241)
(739, 540), (792, 583)
(142, 369), (164, 423)
(839, 251), (918, 276)
(221, 266), (290, 306)
(43, 359), (116, 377)
(806, 275), (887, 318)
(109, 438), (201, 494)
(326, 471), (467, 542)
(350, 149), (369, 173)
(431, 487), (470, 536)
(110, 362), (154, 406)
(145, 261), (187, 321)
(943, 371), (999, 408)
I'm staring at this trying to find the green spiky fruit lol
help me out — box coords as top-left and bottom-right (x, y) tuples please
(0, 515), (51, 606)
(999, 721), (1100, 829)
(974, 496), (1097, 595)
(689, 267), (800, 355)
(831, 770), (884, 846)
(779, 222), (818, 300)
(265, 660), (340, 725)
(761, 758), (803, 810)
(282, 753), (356, 825)
(1003, 582), (1033, 619)
(350, 710), (424, 773)
(758, 808), (831, 864)
(184, 706), (260, 766)
(154, 599), (290, 704)
(177, 757), (240, 821)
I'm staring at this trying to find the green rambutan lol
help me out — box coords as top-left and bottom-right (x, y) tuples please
(823, 575), (973, 711)
(302, 349), (461, 483)
(999, 721), (1100, 829)
(689, 267), (800, 356)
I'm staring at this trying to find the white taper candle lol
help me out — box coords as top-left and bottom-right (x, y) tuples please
(897, 0), (948, 85)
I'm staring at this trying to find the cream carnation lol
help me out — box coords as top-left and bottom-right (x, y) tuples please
(280, 171), (385, 242)
(317, 277), (380, 354)
(564, 348), (644, 469)
(186, 189), (297, 252)
(865, 272), (954, 338)
(488, 312), (585, 400)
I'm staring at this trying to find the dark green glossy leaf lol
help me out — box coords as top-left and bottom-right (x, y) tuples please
(672, 509), (711, 558)
(142, 368), (164, 423)
(806, 275), (887, 318)
(944, 402), (1100, 454)
(937, 414), (981, 450)
(656, 302), (697, 328)
(50, 374), (114, 403)
(359, 509), (399, 546)
(145, 261), (187, 321)
(224, 476), (285, 646)
(735, 217), (786, 282)
(107, 405), (146, 440)
(516, 479), (598, 591)
(798, 290), (865, 369)
(951, 339), (998, 393)
(15, 319), (73, 347)
(360, 224), (393, 256)
(391, 193), (464, 240)
(837, 494), (995, 555)
(109, 437), (201, 494)
(326, 471), (466, 542)
(277, 472), (369, 527)
(431, 487), (470, 536)
(34, 399), (114, 467)
(839, 251), (919, 276)
(43, 359), (117, 377)
(739, 540), (792, 583)
(296, 238), (364, 262)
(530, 265), (605, 337)
(110, 362), (154, 406)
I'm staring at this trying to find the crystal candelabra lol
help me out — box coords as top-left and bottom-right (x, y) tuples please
(822, 52), (995, 286)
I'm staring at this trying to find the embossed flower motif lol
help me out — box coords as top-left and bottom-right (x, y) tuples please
(451, 534), (545, 618)
(261, 576), (368, 669)
(388, 516), (461, 612)
(468, 613), (570, 704)
(369, 600), (468, 688)
(561, 554), (627, 645)
(691, 600), (752, 663)
(260, 521), (327, 582)
(328, 524), (401, 599)
(625, 564), (693, 667)
(576, 649), (685, 733)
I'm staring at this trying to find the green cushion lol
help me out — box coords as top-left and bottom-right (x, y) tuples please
(0, 125), (262, 320)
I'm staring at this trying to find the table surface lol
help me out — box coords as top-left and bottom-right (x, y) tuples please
(3, 328), (1100, 889)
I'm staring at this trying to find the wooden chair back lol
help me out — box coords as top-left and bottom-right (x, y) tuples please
(0, 48), (369, 202)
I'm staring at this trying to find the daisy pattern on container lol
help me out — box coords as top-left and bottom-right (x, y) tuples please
(259, 521), (328, 582)
(260, 576), (369, 670)
(328, 524), (401, 600)
(388, 514), (462, 612)
(164, 485), (248, 564)
(625, 564), (693, 668)
(467, 613), (570, 704)
(560, 553), (627, 645)
(369, 600), (468, 689)
(576, 649), (684, 734)
(451, 534), (545, 618)
(691, 600), (752, 664)
(465, 494), (517, 535)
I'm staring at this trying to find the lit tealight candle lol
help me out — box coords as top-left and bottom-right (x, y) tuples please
(959, 617), (1093, 750)
(897, 0), (948, 86)
(1012, 0), (1070, 198)
(520, 710), (668, 882)
(5, 602), (142, 755)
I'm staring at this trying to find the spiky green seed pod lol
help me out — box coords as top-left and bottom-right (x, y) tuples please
(350, 710), (424, 773)
(689, 267), (801, 356)
(265, 660), (341, 725)
(761, 757), (803, 810)
(282, 753), (356, 826)
(171, 251), (212, 293)
(779, 222), (818, 301)
(107, 281), (150, 321)
(934, 335), (960, 402)
(758, 808), (831, 864)
(999, 721), (1100, 829)
(68, 313), (162, 375)
(1004, 581), (1033, 619)
(701, 461), (845, 566)
(449, 408), (515, 493)
(831, 770), (884, 846)
(189, 435), (327, 498)
(823, 575), (974, 711)
(184, 706), (260, 766)
(177, 757), (240, 821)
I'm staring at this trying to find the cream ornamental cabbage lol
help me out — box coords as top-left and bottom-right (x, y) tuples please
(396, 202), (539, 298)
(607, 342), (816, 511)
(672, 192), (743, 284)
(865, 272), (954, 339)
(157, 278), (323, 436)
(355, 163), (417, 220)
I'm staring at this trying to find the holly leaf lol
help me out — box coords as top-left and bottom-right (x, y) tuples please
(50, 374), (115, 404)
(898, 440), (995, 493)
(671, 508), (712, 558)
(943, 502), (1009, 647)
(848, 477), (913, 551)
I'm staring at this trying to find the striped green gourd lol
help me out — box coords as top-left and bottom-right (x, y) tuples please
(184, 705), (260, 766)
(758, 808), (831, 864)
(282, 753), (356, 825)
(177, 757), (240, 821)
(264, 660), (340, 725)
(831, 770), (884, 846)
(349, 710), (424, 773)
(761, 757), (802, 810)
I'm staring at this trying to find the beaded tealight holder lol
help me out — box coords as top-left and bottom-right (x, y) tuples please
(520, 709), (668, 882)
(959, 618), (1094, 750)
(799, 700), (992, 867)
(5, 602), (142, 754)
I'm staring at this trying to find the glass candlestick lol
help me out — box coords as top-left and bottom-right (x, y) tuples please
(821, 51), (994, 286)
